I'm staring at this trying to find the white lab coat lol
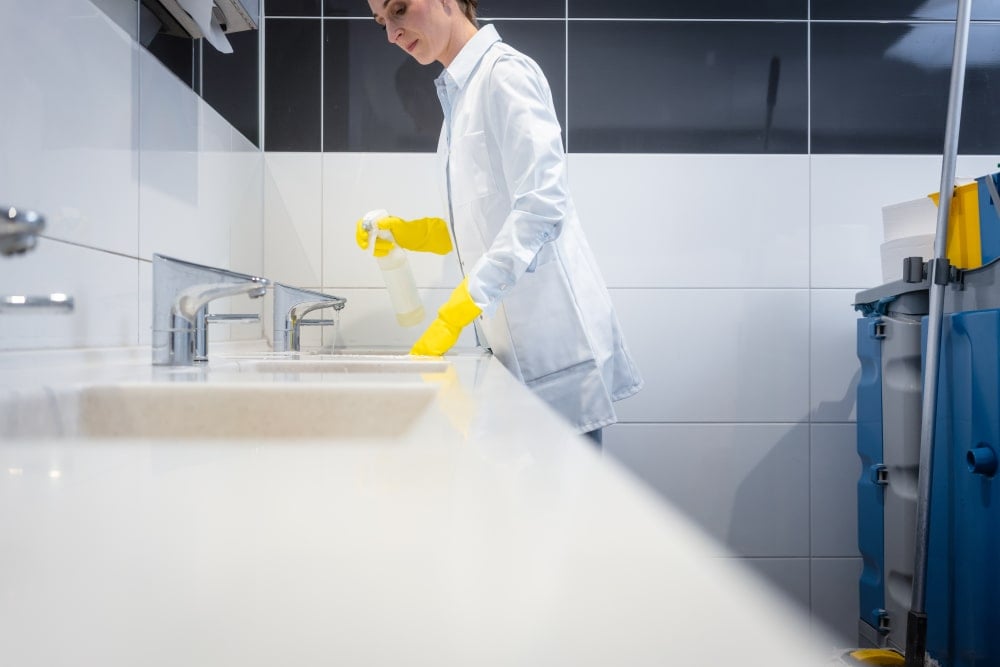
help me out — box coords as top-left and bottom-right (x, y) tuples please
(434, 25), (642, 433)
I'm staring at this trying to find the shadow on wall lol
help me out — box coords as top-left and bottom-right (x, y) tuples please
(728, 369), (861, 641)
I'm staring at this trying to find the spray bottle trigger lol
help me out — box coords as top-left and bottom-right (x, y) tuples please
(362, 209), (390, 256)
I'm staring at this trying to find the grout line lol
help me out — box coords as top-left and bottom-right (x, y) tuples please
(260, 8), (266, 150)
(262, 15), (994, 24)
(136, 5), (144, 343)
(807, 14), (812, 155)
(564, 0), (569, 153)
(320, 17), (325, 288)
(806, 0), (814, 606)
(259, 4), (267, 275)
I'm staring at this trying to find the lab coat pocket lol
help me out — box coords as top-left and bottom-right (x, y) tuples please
(503, 260), (593, 384)
(449, 131), (497, 206)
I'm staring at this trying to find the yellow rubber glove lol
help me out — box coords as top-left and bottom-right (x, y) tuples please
(410, 277), (481, 356)
(355, 216), (453, 257)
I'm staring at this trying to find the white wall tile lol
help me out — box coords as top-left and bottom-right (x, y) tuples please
(810, 156), (934, 289)
(610, 288), (811, 422)
(0, 0), (139, 257)
(321, 153), (462, 290)
(90, 0), (137, 38)
(138, 258), (152, 346)
(811, 424), (860, 559)
(810, 155), (1000, 290)
(741, 557), (812, 615)
(1, 0), (260, 354)
(569, 154), (811, 288)
(0, 242), (139, 350)
(264, 153), (323, 285)
(811, 289), (862, 422)
(811, 558), (863, 650)
(229, 145), (265, 276)
(138, 49), (228, 267)
(605, 423), (811, 557)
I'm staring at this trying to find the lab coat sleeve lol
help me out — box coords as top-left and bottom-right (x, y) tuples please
(466, 55), (568, 315)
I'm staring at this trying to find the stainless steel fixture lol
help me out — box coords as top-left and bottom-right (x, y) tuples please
(192, 310), (261, 362)
(0, 294), (75, 313)
(1, 205), (75, 315)
(272, 283), (346, 352)
(1, 205), (45, 256)
(153, 253), (270, 366)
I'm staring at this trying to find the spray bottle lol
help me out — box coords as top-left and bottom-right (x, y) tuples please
(362, 209), (425, 327)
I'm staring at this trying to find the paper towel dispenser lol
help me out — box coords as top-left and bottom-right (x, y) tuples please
(143, 0), (258, 41)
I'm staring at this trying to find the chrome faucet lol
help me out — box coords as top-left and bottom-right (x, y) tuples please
(1, 205), (75, 314)
(272, 282), (346, 352)
(1, 205), (45, 256)
(152, 253), (270, 366)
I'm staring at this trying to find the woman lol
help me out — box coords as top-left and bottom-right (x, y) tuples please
(360, 0), (642, 444)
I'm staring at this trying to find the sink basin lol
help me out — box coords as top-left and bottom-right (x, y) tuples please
(5, 382), (438, 440)
(239, 358), (450, 374)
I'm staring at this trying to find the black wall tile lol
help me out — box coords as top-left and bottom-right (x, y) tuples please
(323, 19), (565, 152)
(487, 20), (567, 137)
(323, 19), (441, 151)
(570, 0), (806, 20)
(811, 23), (1000, 154)
(140, 0), (196, 87)
(812, 1), (1000, 21)
(322, 1), (565, 19)
(144, 35), (195, 87)
(267, 0), (322, 16)
(324, 0), (369, 16)
(478, 1), (565, 18)
(568, 21), (807, 153)
(203, 30), (260, 146)
(265, 18), (323, 150)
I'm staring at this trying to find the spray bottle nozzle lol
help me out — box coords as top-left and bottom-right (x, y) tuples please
(362, 209), (390, 256)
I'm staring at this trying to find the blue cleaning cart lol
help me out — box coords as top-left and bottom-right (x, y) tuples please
(854, 257), (1000, 667)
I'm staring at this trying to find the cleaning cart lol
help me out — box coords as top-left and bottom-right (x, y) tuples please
(854, 183), (1000, 666)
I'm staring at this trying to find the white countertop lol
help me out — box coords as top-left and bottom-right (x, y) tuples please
(0, 343), (834, 666)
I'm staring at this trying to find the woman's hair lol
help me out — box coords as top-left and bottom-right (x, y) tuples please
(457, 0), (479, 27)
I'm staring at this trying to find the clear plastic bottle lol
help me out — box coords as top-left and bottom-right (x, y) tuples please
(363, 209), (425, 327)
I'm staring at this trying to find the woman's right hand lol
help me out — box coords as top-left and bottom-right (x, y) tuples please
(356, 216), (454, 256)
(355, 217), (396, 257)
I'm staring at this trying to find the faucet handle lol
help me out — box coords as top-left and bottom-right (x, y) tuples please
(205, 313), (261, 324)
(192, 311), (263, 362)
(0, 293), (74, 313)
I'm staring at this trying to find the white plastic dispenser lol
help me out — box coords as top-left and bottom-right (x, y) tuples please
(362, 209), (425, 327)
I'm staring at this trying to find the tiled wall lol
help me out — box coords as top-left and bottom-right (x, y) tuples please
(259, 0), (1000, 648)
(136, 0), (261, 145)
(0, 0), (263, 351)
(262, 1), (1000, 154)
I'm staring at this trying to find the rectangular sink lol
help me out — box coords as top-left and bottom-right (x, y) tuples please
(6, 382), (438, 440)
(240, 358), (450, 374)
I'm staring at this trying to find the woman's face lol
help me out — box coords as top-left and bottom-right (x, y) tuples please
(368, 0), (453, 66)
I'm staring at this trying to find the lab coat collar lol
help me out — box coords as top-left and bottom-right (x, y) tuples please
(439, 23), (501, 92)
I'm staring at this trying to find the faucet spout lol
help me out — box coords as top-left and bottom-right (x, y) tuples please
(272, 283), (346, 352)
(0, 205), (45, 256)
(153, 254), (271, 366)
